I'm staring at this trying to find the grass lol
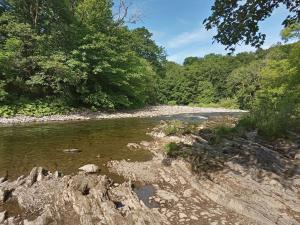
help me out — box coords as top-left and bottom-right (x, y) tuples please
(162, 120), (197, 136)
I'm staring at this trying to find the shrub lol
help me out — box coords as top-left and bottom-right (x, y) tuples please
(164, 142), (180, 157)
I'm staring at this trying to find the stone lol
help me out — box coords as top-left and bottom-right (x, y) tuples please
(0, 211), (6, 223)
(63, 149), (81, 153)
(179, 213), (187, 219)
(37, 167), (48, 182)
(183, 188), (193, 198)
(295, 152), (300, 160)
(54, 171), (62, 178)
(26, 167), (39, 186)
(191, 215), (198, 220)
(140, 141), (151, 147)
(127, 143), (141, 150)
(78, 164), (99, 173)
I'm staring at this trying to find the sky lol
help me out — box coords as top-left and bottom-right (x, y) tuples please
(122, 0), (290, 64)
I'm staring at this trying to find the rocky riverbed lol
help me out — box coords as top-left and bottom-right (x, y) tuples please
(0, 117), (299, 225)
(0, 105), (245, 125)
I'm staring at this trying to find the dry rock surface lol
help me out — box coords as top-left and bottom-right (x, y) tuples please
(109, 119), (300, 225)
(0, 167), (166, 225)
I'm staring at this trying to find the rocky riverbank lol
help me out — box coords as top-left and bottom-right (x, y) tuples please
(1, 117), (299, 225)
(0, 105), (245, 125)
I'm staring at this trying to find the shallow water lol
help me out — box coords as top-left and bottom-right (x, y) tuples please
(0, 112), (242, 181)
(0, 118), (158, 180)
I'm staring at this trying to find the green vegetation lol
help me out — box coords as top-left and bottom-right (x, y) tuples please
(158, 40), (300, 137)
(0, 0), (166, 116)
(162, 120), (197, 136)
(164, 142), (180, 157)
(0, 0), (299, 138)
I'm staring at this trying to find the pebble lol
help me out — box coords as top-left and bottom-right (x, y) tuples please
(179, 213), (187, 219)
(191, 215), (198, 220)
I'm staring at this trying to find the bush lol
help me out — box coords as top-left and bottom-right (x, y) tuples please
(162, 120), (196, 136)
(0, 99), (72, 117)
(164, 142), (180, 157)
(167, 100), (177, 106)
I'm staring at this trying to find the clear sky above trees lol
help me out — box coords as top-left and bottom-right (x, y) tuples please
(126, 0), (292, 63)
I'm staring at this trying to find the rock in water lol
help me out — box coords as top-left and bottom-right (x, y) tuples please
(127, 143), (141, 150)
(79, 164), (99, 173)
(63, 149), (81, 153)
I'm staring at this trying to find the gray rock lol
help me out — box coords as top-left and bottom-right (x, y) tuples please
(0, 211), (6, 223)
(78, 164), (99, 173)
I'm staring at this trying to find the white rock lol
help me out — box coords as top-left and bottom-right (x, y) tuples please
(79, 164), (99, 173)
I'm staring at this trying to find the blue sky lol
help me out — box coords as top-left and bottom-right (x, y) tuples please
(123, 0), (289, 64)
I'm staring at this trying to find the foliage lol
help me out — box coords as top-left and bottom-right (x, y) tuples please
(163, 120), (185, 136)
(204, 0), (300, 51)
(164, 142), (180, 157)
(247, 46), (300, 136)
(162, 120), (196, 136)
(0, 0), (165, 116)
(281, 23), (300, 42)
(0, 98), (71, 117)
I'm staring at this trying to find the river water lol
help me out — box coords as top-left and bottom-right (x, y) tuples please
(0, 112), (242, 180)
(0, 118), (159, 180)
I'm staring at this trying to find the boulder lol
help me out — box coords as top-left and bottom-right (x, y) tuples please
(79, 164), (99, 173)
(295, 152), (300, 160)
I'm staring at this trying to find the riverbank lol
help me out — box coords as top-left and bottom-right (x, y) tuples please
(0, 105), (246, 125)
(0, 117), (299, 224)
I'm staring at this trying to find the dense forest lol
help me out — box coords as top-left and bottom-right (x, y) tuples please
(0, 0), (299, 136)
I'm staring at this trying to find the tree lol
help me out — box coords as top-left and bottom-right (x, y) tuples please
(204, 0), (300, 51)
(281, 22), (300, 42)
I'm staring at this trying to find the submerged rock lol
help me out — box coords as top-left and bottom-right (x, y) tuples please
(78, 164), (99, 173)
(63, 148), (81, 153)
(127, 143), (141, 150)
